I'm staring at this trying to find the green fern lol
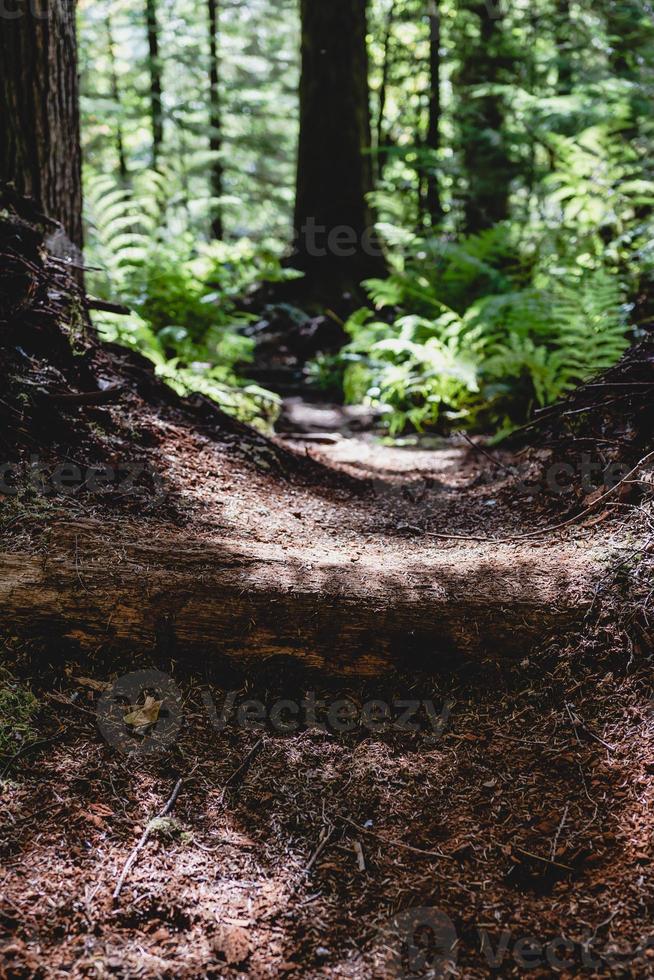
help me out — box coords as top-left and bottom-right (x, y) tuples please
(84, 174), (282, 428)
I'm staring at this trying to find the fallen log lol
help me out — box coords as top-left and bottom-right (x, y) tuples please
(0, 521), (598, 675)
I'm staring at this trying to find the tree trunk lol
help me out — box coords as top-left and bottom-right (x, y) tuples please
(425, 0), (443, 228)
(555, 0), (573, 93)
(146, 0), (164, 168)
(455, 0), (517, 234)
(0, 0), (83, 249)
(106, 13), (128, 183)
(0, 523), (596, 677)
(293, 0), (385, 300)
(207, 0), (224, 239)
(374, 0), (397, 183)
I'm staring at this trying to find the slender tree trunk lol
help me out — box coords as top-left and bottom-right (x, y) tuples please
(416, 123), (428, 229)
(604, 0), (636, 78)
(146, 0), (164, 168)
(0, 0), (83, 249)
(207, 0), (224, 239)
(293, 0), (385, 300)
(555, 0), (574, 93)
(106, 13), (128, 183)
(375, 0), (397, 183)
(425, 0), (442, 227)
(455, 0), (517, 234)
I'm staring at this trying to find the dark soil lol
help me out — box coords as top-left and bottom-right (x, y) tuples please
(1, 605), (653, 978)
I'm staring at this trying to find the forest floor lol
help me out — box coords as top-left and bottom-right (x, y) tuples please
(1, 402), (653, 978)
(1, 210), (653, 977)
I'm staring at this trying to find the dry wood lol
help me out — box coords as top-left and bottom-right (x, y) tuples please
(113, 776), (185, 902)
(0, 524), (597, 673)
(0, 521), (598, 675)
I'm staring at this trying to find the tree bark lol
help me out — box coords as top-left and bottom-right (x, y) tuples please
(0, 0), (83, 249)
(425, 0), (443, 228)
(106, 12), (128, 183)
(146, 0), (164, 168)
(293, 0), (385, 300)
(455, 0), (517, 234)
(0, 524), (595, 676)
(207, 0), (224, 239)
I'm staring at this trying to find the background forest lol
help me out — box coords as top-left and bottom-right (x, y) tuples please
(79, 0), (654, 435)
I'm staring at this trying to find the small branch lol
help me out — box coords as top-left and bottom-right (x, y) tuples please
(512, 845), (574, 873)
(564, 702), (616, 752)
(45, 385), (125, 406)
(86, 297), (131, 316)
(425, 449), (654, 543)
(304, 824), (335, 875)
(457, 430), (514, 475)
(217, 738), (264, 805)
(50, 256), (103, 273)
(113, 777), (185, 902)
(550, 802), (569, 861)
(339, 814), (453, 861)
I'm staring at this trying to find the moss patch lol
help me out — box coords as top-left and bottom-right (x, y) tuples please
(0, 667), (38, 756)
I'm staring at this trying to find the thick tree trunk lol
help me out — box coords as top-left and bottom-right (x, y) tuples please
(207, 0), (224, 239)
(293, 0), (385, 300)
(0, 0), (83, 249)
(425, 0), (443, 228)
(0, 523), (596, 676)
(146, 0), (164, 168)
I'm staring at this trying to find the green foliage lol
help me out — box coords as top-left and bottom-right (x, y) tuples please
(0, 669), (38, 757)
(78, 0), (652, 436)
(335, 227), (630, 433)
(85, 174), (287, 428)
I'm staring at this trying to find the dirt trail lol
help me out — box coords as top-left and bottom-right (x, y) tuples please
(1, 207), (652, 977)
(1, 396), (607, 674)
(2, 411), (652, 979)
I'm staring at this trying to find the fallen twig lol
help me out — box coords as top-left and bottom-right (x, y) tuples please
(113, 776), (186, 902)
(85, 297), (131, 316)
(564, 703), (616, 752)
(304, 823), (336, 875)
(217, 738), (264, 804)
(457, 430), (514, 475)
(512, 845), (574, 873)
(45, 385), (125, 406)
(0, 729), (66, 778)
(338, 814), (453, 861)
(550, 802), (569, 861)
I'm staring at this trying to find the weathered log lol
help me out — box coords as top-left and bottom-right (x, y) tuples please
(0, 521), (598, 675)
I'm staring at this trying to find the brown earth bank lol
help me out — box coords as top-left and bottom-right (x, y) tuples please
(1, 197), (653, 977)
